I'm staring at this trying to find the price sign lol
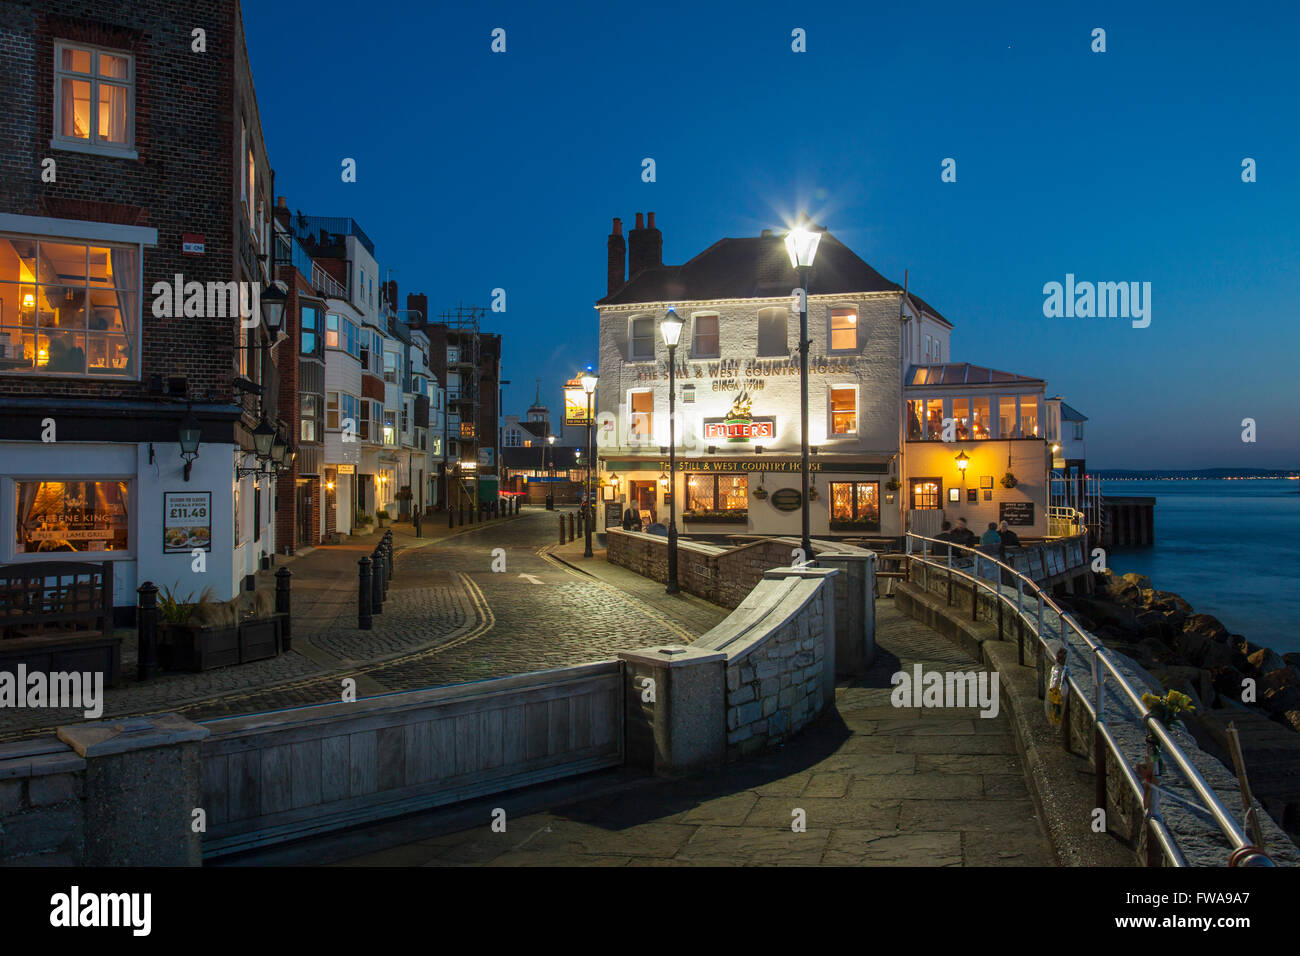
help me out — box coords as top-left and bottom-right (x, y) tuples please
(164, 491), (212, 553)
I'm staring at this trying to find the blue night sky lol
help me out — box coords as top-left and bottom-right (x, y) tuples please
(243, 0), (1300, 470)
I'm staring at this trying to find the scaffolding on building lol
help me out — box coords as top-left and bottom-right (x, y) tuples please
(442, 304), (488, 512)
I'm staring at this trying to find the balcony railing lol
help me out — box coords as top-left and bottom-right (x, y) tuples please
(312, 262), (347, 300)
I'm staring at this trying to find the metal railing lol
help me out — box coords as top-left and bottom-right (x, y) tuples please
(904, 531), (1274, 867)
(312, 261), (348, 300)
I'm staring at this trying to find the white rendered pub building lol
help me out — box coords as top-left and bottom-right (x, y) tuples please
(595, 214), (1087, 542)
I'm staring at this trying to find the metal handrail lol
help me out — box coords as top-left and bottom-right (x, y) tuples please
(904, 531), (1273, 867)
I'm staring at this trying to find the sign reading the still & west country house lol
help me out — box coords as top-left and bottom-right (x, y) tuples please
(636, 356), (855, 390)
(564, 378), (594, 427)
(702, 392), (775, 443)
(163, 491), (212, 553)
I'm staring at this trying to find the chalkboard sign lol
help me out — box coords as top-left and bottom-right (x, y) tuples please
(606, 502), (622, 526)
(770, 488), (802, 512)
(999, 501), (1034, 526)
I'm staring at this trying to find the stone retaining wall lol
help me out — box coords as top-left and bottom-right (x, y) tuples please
(0, 738), (86, 864)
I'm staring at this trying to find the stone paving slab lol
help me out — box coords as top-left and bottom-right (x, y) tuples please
(326, 600), (1057, 867)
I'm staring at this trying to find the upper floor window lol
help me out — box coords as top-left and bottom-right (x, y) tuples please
(1072, 422), (1084, 441)
(325, 312), (359, 358)
(0, 236), (139, 378)
(629, 316), (654, 361)
(383, 351), (398, 384)
(629, 389), (653, 443)
(757, 307), (788, 357)
(54, 42), (134, 156)
(301, 306), (319, 355)
(829, 386), (857, 435)
(830, 308), (857, 351)
(691, 313), (719, 357)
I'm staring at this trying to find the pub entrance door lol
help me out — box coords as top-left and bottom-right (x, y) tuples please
(296, 480), (313, 547)
(629, 480), (658, 529)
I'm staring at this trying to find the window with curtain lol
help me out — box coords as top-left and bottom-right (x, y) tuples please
(14, 480), (130, 554)
(54, 43), (133, 152)
(0, 237), (138, 377)
(629, 390), (653, 443)
(830, 386), (857, 435)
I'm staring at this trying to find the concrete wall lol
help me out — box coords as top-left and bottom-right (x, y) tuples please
(620, 565), (838, 770)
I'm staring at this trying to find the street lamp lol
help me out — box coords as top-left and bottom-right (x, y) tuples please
(179, 409), (202, 481)
(546, 433), (556, 510)
(785, 222), (821, 561)
(581, 368), (598, 557)
(259, 281), (287, 338)
(661, 308), (684, 593)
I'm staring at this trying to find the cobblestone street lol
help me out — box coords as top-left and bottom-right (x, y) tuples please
(0, 510), (727, 738)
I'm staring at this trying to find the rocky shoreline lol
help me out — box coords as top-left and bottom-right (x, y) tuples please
(1057, 570), (1300, 838)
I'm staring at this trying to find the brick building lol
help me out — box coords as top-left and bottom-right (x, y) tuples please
(0, 1), (281, 614)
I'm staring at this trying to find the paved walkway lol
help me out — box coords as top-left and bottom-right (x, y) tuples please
(0, 510), (727, 739)
(326, 600), (1055, 866)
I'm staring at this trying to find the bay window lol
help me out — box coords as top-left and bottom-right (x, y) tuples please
(999, 397), (1018, 438)
(0, 236), (139, 377)
(1020, 396), (1038, 437)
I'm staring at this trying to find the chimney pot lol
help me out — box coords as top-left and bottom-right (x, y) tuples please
(634, 212), (644, 229)
(612, 217), (622, 236)
(647, 212), (656, 229)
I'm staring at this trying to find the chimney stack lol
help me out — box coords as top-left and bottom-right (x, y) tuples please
(607, 217), (626, 296)
(628, 211), (662, 279)
(407, 292), (428, 326)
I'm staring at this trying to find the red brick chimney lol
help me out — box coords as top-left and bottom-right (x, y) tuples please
(607, 217), (626, 296)
(407, 292), (428, 326)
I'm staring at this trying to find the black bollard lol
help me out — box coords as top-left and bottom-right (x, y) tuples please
(137, 581), (159, 681)
(448, 504), (454, 529)
(568, 512), (575, 542)
(275, 566), (292, 651)
(559, 512), (566, 544)
(358, 557), (373, 629)
(372, 548), (385, 614)
(415, 511), (422, 538)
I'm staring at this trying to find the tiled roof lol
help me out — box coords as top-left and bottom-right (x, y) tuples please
(1059, 401), (1088, 422)
(906, 363), (1045, 387)
(599, 231), (949, 324)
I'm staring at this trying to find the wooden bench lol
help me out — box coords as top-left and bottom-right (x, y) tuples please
(0, 561), (122, 686)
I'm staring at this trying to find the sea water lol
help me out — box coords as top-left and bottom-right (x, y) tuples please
(1101, 478), (1300, 654)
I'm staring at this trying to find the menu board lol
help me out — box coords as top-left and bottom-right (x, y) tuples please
(999, 501), (1035, 526)
(164, 491), (212, 552)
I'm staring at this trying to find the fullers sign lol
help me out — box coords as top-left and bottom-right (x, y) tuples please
(704, 391), (774, 443)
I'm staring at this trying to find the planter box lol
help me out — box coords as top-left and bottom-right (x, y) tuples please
(160, 615), (283, 672)
(160, 622), (238, 672)
(830, 520), (881, 533)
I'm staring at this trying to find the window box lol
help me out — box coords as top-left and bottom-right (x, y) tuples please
(683, 510), (748, 524)
(830, 518), (880, 532)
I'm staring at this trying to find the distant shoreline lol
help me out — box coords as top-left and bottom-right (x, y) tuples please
(1095, 471), (1299, 480)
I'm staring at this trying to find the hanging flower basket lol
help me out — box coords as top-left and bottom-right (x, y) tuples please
(885, 479), (901, 491)
(753, 487), (768, 500)
(809, 487), (820, 501)
(1000, 472), (1019, 489)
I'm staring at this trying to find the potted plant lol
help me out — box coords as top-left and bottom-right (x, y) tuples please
(377, 508), (390, 528)
(158, 585), (239, 672)
(753, 476), (768, 500)
(886, 479), (901, 491)
(829, 515), (881, 532)
(1000, 472), (1019, 489)
(683, 509), (748, 524)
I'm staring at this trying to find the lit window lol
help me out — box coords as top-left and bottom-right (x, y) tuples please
(1020, 396), (1038, 437)
(925, 398), (944, 440)
(15, 480), (130, 554)
(325, 313), (340, 348)
(952, 398), (970, 440)
(910, 479), (941, 510)
(0, 237), (139, 378)
(830, 308), (857, 350)
(300, 393), (318, 442)
(691, 313), (719, 356)
(830, 386), (857, 435)
(629, 316), (654, 360)
(629, 390), (653, 443)
(685, 473), (748, 516)
(999, 397), (1018, 438)
(830, 481), (879, 530)
(972, 398), (991, 439)
(54, 43), (133, 153)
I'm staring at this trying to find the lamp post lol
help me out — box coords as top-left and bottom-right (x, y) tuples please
(581, 369), (598, 557)
(546, 434), (556, 510)
(661, 309), (683, 593)
(785, 223), (821, 561)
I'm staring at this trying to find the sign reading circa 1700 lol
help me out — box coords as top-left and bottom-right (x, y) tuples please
(164, 491), (212, 553)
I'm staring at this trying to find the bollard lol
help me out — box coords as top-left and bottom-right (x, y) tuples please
(569, 512), (576, 542)
(372, 548), (385, 614)
(137, 581), (160, 681)
(383, 542), (392, 595)
(358, 557), (373, 629)
(415, 511), (422, 538)
(448, 504), (454, 529)
(559, 512), (566, 545)
(275, 566), (292, 651)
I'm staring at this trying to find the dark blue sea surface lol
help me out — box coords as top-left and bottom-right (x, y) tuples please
(1101, 479), (1300, 654)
